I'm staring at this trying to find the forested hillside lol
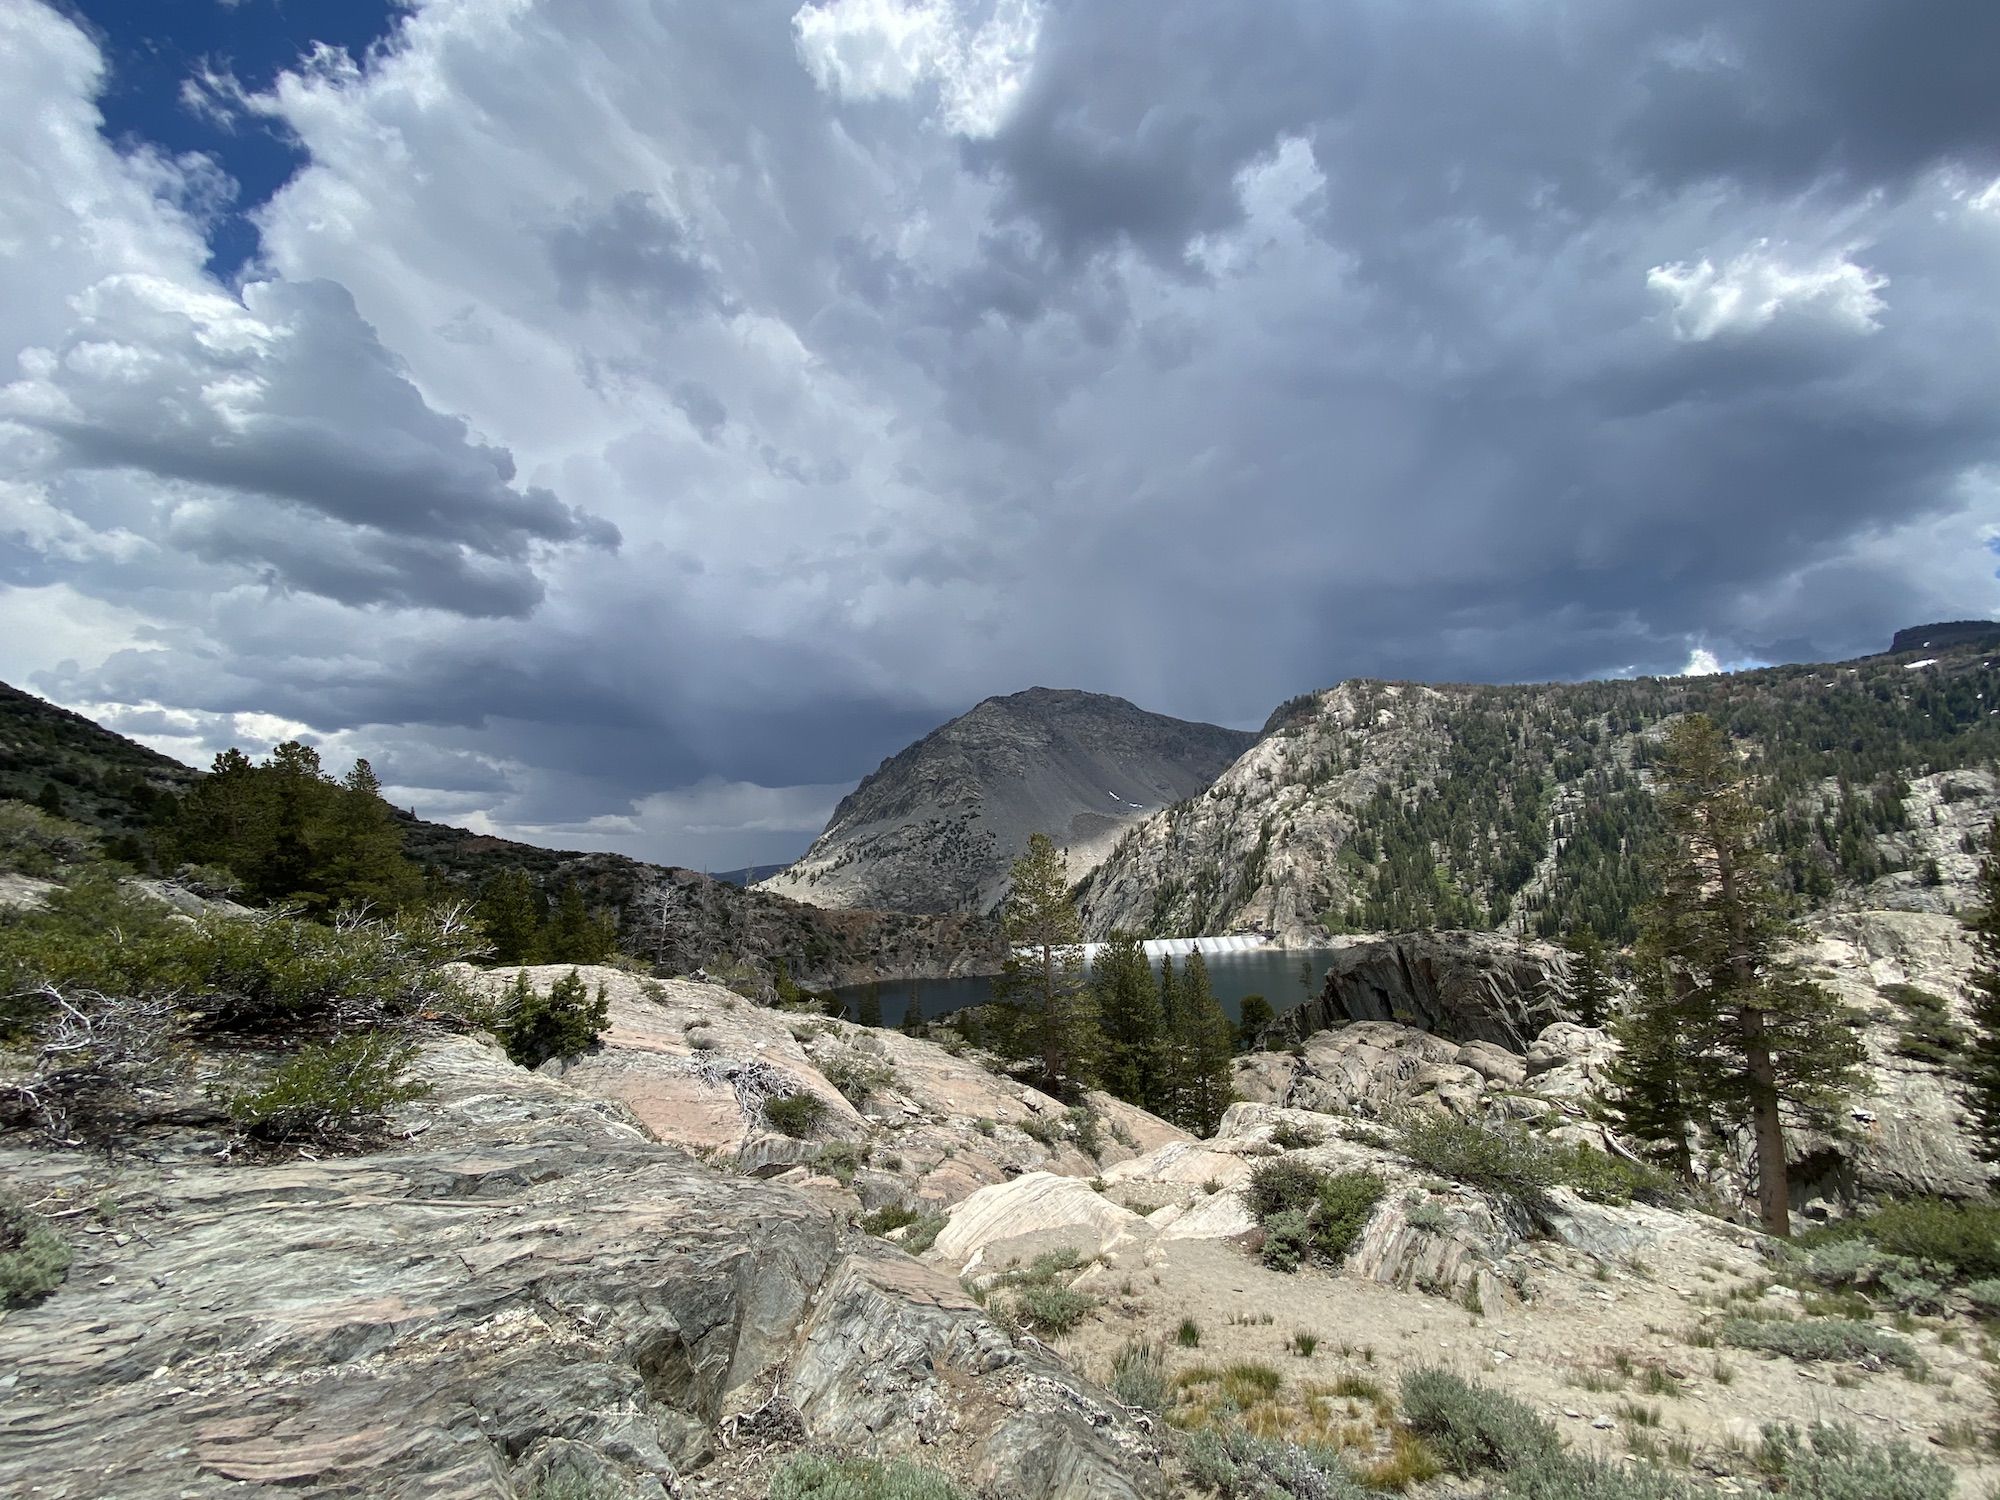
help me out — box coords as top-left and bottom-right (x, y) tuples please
(0, 682), (998, 988)
(1080, 627), (2000, 945)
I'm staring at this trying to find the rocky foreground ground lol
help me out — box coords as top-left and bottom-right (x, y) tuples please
(3, 903), (1998, 1497)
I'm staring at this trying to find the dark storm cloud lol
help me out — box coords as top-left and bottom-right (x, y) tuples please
(9, 0), (2000, 867)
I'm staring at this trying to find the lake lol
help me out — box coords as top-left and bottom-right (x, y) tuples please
(832, 946), (1339, 1029)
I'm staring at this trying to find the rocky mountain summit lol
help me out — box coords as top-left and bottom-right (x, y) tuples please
(760, 689), (1253, 915)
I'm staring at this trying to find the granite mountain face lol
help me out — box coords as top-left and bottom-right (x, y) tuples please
(757, 688), (1257, 914)
(1077, 628), (2000, 945)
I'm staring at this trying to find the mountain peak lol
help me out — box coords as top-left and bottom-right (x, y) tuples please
(759, 690), (1254, 914)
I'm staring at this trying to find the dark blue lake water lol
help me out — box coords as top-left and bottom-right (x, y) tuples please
(831, 947), (1337, 1029)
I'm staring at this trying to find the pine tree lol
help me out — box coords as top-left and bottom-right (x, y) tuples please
(992, 832), (1100, 1098)
(1093, 930), (1165, 1109)
(1173, 950), (1235, 1135)
(1638, 714), (1866, 1236)
(1600, 952), (1701, 1181)
(317, 759), (420, 911)
(478, 869), (546, 965)
(1563, 925), (1614, 1028)
(545, 880), (616, 964)
(856, 982), (884, 1028)
(1960, 816), (2000, 1179)
(1155, 954), (1187, 1120)
(900, 984), (925, 1035)
(1237, 994), (1276, 1050)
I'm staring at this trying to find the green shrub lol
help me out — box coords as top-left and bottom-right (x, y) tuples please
(822, 1047), (895, 1106)
(1853, 1198), (2000, 1282)
(1176, 1422), (1369, 1499)
(1262, 1208), (1312, 1272)
(1393, 1114), (1559, 1207)
(1400, 1368), (1562, 1475)
(1270, 1120), (1323, 1150)
(1755, 1422), (1955, 1500)
(814, 1141), (867, 1183)
(0, 1194), (70, 1306)
(899, 1212), (946, 1255)
(1246, 1162), (1383, 1272)
(1718, 1316), (1922, 1370)
(0, 800), (98, 876)
(1177, 1316), (1202, 1348)
(1109, 1338), (1169, 1411)
(764, 1091), (829, 1137)
(1311, 1171), (1385, 1263)
(1965, 1277), (2000, 1317)
(1546, 1143), (1672, 1206)
(1244, 1158), (1327, 1221)
(860, 1203), (919, 1236)
(498, 969), (609, 1069)
(766, 1453), (968, 1500)
(226, 1031), (430, 1145)
(1015, 1282), (1096, 1335)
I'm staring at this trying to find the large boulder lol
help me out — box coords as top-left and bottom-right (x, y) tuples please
(1273, 931), (1572, 1050)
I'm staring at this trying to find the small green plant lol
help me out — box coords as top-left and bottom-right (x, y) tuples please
(899, 1212), (946, 1256)
(859, 1202), (918, 1235)
(766, 1453), (969, 1500)
(498, 969), (609, 1069)
(1290, 1330), (1318, 1358)
(1177, 1316), (1202, 1348)
(225, 1031), (430, 1145)
(0, 1194), (70, 1306)
(1245, 1160), (1383, 1273)
(764, 1091), (830, 1137)
(1270, 1120), (1323, 1150)
(821, 1047), (896, 1106)
(813, 1141), (867, 1183)
(1108, 1338), (1169, 1411)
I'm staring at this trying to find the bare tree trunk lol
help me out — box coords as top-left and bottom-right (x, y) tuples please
(1742, 1007), (1791, 1237)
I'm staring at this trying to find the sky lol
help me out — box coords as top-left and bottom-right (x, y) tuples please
(3, 0), (1999, 871)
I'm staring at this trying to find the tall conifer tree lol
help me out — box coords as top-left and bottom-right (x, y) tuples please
(1633, 714), (1865, 1236)
(992, 833), (1100, 1097)
(1173, 950), (1235, 1135)
(1093, 930), (1165, 1110)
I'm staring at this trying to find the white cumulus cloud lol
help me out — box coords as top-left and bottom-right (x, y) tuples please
(793, 0), (1042, 136)
(1647, 242), (1887, 341)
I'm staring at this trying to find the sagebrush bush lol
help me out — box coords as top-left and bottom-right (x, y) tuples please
(1393, 1113), (1559, 1206)
(766, 1454), (968, 1500)
(1176, 1422), (1369, 1499)
(764, 1091), (829, 1137)
(0, 1194), (70, 1306)
(1755, 1422), (1955, 1500)
(1015, 1282), (1095, 1335)
(498, 969), (609, 1069)
(1400, 1369), (1562, 1475)
(1311, 1171), (1385, 1262)
(1262, 1208), (1312, 1272)
(1965, 1277), (2000, 1317)
(1246, 1162), (1384, 1273)
(1718, 1316), (1921, 1370)
(226, 1031), (430, 1145)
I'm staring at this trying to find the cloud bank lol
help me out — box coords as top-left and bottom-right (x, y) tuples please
(4, 0), (1998, 866)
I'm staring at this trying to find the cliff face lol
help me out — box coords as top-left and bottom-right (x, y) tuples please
(1079, 635), (2000, 944)
(759, 688), (1254, 915)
